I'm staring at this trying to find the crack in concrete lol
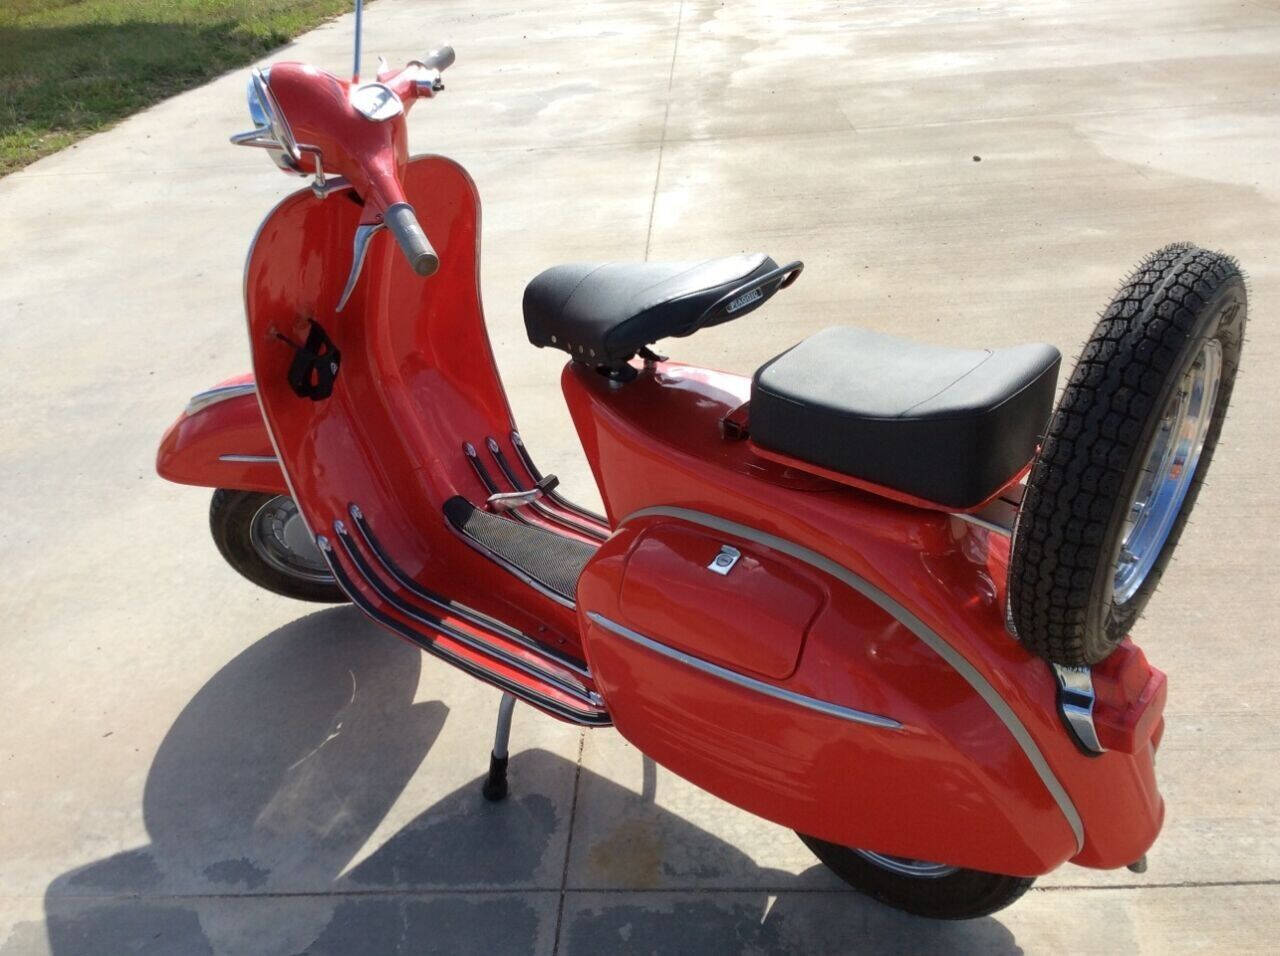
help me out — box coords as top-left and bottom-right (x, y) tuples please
(550, 731), (586, 955)
(24, 878), (1280, 904)
(642, 0), (687, 262)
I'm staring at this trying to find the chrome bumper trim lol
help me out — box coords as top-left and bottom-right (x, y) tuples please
(186, 381), (258, 416)
(1051, 664), (1105, 756)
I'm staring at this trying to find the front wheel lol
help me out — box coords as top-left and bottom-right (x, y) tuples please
(209, 489), (347, 603)
(797, 834), (1035, 920)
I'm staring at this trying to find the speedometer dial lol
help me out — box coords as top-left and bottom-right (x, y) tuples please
(350, 82), (403, 122)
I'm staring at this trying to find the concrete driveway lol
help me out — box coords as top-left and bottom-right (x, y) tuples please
(1, 1), (1277, 952)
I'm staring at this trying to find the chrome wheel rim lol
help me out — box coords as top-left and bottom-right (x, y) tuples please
(1112, 338), (1223, 605)
(249, 495), (333, 583)
(854, 849), (958, 879)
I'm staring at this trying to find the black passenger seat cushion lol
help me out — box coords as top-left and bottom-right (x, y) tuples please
(751, 327), (1061, 509)
(524, 255), (779, 363)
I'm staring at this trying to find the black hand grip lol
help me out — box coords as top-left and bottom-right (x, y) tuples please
(422, 45), (455, 72)
(384, 202), (439, 276)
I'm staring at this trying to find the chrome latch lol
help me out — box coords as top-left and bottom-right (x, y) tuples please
(487, 475), (559, 512)
(707, 545), (741, 576)
(1051, 663), (1105, 756)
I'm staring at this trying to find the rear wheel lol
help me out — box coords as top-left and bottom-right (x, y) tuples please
(209, 489), (347, 603)
(1009, 244), (1246, 665)
(797, 833), (1035, 919)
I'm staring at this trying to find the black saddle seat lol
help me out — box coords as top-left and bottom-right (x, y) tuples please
(524, 254), (789, 363)
(751, 327), (1061, 509)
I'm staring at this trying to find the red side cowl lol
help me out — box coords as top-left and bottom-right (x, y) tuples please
(156, 374), (287, 494)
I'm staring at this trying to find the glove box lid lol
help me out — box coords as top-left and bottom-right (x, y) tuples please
(617, 522), (826, 680)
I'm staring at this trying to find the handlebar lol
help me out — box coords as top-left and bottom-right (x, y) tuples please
(244, 50), (456, 284)
(384, 202), (439, 276)
(419, 45), (455, 73)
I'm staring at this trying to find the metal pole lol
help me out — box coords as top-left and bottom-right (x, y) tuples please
(492, 692), (516, 759)
(482, 693), (516, 801)
(352, 0), (363, 83)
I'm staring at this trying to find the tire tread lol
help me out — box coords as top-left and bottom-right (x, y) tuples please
(1009, 244), (1244, 664)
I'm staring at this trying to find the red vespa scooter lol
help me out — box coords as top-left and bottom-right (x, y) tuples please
(157, 4), (1247, 920)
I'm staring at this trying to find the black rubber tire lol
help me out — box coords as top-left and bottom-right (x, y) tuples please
(1008, 244), (1246, 666)
(209, 489), (348, 603)
(798, 834), (1035, 920)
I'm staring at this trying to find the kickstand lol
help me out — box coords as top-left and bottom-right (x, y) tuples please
(482, 693), (516, 802)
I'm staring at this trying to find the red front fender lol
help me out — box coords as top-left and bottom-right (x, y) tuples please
(156, 373), (288, 495)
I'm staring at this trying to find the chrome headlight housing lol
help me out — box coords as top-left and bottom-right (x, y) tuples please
(232, 68), (305, 175)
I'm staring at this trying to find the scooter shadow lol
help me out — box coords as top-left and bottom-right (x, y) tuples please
(32, 607), (1025, 956)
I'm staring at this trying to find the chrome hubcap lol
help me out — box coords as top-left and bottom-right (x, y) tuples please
(249, 496), (333, 583)
(1113, 338), (1223, 605)
(854, 849), (958, 879)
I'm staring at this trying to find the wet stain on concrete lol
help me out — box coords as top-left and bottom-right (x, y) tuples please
(586, 818), (665, 889)
(66, 848), (162, 893)
(500, 83), (597, 124)
(303, 896), (540, 955)
(660, 859), (724, 880)
(347, 793), (557, 888)
(30, 904), (211, 956)
(565, 900), (786, 956)
(203, 857), (270, 890)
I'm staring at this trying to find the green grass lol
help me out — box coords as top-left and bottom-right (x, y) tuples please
(0, 0), (356, 175)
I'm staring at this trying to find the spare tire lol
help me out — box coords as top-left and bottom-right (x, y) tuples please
(1008, 244), (1246, 666)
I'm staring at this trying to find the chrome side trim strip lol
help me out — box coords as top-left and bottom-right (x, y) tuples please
(588, 613), (902, 731)
(186, 381), (258, 416)
(218, 453), (279, 464)
(952, 510), (1013, 535)
(953, 483), (1026, 536)
(619, 505), (1086, 852)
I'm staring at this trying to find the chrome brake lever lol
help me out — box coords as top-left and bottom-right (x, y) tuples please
(487, 475), (560, 512)
(336, 222), (383, 312)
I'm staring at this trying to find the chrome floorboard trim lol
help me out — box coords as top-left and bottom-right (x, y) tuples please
(463, 443), (535, 528)
(510, 431), (610, 527)
(442, 497), (585, 610)
(588, 613), (902, 730)
(487, 439), (608, 541)
(348, 505), (592, 680)
(333, 522), (593, 701)
(319, 536), (609, 726)
(619, 505), (1086, 852)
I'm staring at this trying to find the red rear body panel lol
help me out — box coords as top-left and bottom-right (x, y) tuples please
(565, 360), (1165, 874)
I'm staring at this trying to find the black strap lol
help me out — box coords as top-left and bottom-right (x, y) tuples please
(285, 321), (342, 400)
